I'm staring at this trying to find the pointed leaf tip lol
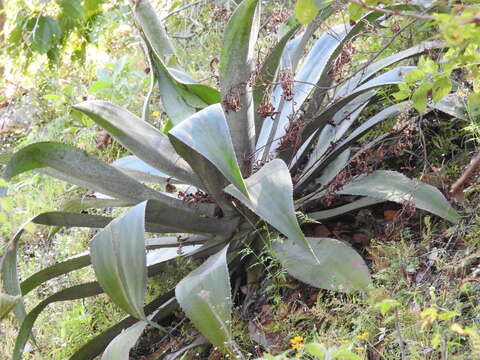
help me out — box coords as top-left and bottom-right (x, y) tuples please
(225, 159), (307, 248)
(169, 103), (249, 198)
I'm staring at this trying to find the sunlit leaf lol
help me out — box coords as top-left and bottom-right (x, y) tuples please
(74, 101), (201, 188)
(432, 76), (452, 103)
(88, 80), (111, 94)
(3, 142), (168, 203)
(412, 81), (432, 113)
(30, 16), (61, 53)
(295, 0), (318, 24)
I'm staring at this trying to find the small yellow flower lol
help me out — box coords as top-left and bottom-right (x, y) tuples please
(451, 323), (466, 335)
(151, 111), (160, 117)
(457, 90), (468, 98)
(356, 346), (365, 351)
(357, 332), (369, 340)
(290, 336), (304, 344)
(295, 354), (302, 358)
(339, 339), (349, 344)
(291, 343), (304, 349)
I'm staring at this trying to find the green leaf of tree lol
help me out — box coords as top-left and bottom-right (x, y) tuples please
(412, 81), (432, 113)
(31, 16), (62, 54)
(295, 0), (319, 25)
(432, 76), (452, 103)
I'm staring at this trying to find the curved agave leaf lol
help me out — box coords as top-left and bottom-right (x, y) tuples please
(21, 252), (90, 296)
(73, 101), (202, 188)
(306, 66), (415, 139)
(150, 54), (220, 125)
(176, 245), (235, 354)
(62, 197), (134, 212)
(256, 24), (352, 158)
(318, 101), (410, 169)
(168, 68), (221, 105)
(130, 0), (177, 66)
(112, 155), (172, 184)
(8, 232), (220, 360)
(131, 0), (220, 107)
(90, 202), (149, 320)
(132, 0), (219, 124)
(90, 200), (224, 321)
(101, 318), (149, 360)
(3, 142), (174, 203)
(145, 199), (239, 236)
(0, 293), (21, 321)
(339, 170), (459, 223)
(225, 159), (309, 250)
(152, 55), (198, 125)
(28, 211), (189, 234)
(139, 38), (156, 123)
(70, 290), (177, 360)
(308, 197), (384, 220)
(272, 237), (371, 292)
(169, 104), (249, 197)
(430, 93), (468, 121)
(220, 0), (260, 163)
(1, 223), (28, 323)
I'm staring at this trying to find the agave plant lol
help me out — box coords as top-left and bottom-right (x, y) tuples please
(1, 0), (459, 358)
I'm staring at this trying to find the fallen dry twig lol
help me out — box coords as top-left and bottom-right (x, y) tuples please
(450, 153), (480, 202)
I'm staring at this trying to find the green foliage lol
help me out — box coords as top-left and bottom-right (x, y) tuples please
(7, 0), (105, 63)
